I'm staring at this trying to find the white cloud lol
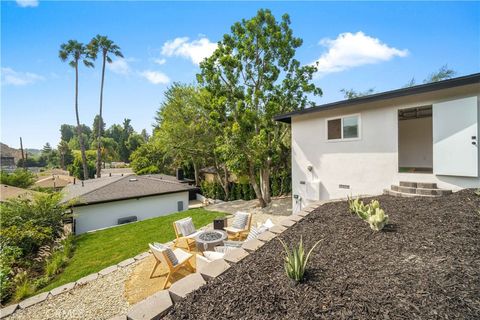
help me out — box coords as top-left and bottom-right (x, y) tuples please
(313, 32), (409, 76)
(1, 67), (44, 86)
(161, 37), (217, 65)
(16, 0), (39, 7)
(107, 58), (131, 75)
(153, 58), (166, 65)
(140, 70), (170, 85)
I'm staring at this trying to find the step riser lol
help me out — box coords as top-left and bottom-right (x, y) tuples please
(399, 181), (438, 189)
(383, 189), (435, 198)
(391, 185), (452, 196)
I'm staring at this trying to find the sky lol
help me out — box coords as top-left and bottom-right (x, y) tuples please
(1, 1), (479, 149)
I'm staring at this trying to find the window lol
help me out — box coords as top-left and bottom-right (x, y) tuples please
(326, 114), (360, 141)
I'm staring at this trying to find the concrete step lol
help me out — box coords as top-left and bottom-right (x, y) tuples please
(416, 187), (452, 196)
(399, 181), (438, 189)
(383, 189), (437, 198)
(391, 185), (452, 196)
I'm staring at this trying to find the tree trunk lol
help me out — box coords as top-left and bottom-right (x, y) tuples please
(193, 161), (199, 186)
(260, 162), (271, 204)
(75, 62), (89, 180)
(60, 153), (65, 170)
(248, 162), (266, 208)
(96, 53), (106, 178)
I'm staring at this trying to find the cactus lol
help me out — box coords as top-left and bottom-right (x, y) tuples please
(367, 207), (389, 231)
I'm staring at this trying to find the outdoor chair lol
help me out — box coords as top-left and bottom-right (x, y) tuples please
(173, 217), (202, 252)
(148, 243), (195, 289)
(224, 211), (252, 240)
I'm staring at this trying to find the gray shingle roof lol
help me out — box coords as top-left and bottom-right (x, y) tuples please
(61, 175), (195, 206)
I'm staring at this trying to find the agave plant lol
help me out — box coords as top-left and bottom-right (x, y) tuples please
(278, 237), (322, 283)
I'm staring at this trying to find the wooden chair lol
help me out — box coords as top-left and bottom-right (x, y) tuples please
(173, 217), (202, 252)
(224, 212), (252, 241)
(148, 243), (195, 289)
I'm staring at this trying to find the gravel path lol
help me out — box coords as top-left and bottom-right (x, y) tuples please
(7, 263), (136, 320)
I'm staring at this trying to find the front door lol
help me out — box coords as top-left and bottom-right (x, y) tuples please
(433, 96), (478, 177)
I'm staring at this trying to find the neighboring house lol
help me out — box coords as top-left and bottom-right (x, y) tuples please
(0, 184), (43, 202)
(35, 174), (75, 190)
(275, 73), (480, 211)
(200, 166), (237, 183)
(61, 174), (195, 234)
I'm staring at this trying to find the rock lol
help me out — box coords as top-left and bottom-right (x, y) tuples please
(257, 231), (277, 242)
(0, 303), (18, 318)
(168, 273), (206, 303)
(127, 290), (172, 320)
(76, 273), (99, 286)
(241, 239), (265, 251)
(99, 265), (118, 276)
(118, 258), (135, 268)
(133, 252), (150, 261)
(279, 219), (296, 227)
(223, 248), (249, 263)
(269, 225), (287, 234)
(19, 292), (49, 309)
(50, 282), (75, 296)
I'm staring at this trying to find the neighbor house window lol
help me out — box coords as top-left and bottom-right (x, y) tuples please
(326, 114), (360, 140)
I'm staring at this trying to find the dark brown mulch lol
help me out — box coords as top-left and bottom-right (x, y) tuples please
(165, 189), (480, 320)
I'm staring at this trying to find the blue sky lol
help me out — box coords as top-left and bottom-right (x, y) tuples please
(1, 1), (479, 149)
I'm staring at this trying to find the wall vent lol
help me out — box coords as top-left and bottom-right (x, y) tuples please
(339, 184), (350, 189)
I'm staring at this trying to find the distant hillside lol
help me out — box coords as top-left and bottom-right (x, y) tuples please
(0, 142), (23, 162)
(25, 148), (41, 156)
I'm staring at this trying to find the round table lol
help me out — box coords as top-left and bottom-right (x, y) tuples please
(195, 230), (227, 252)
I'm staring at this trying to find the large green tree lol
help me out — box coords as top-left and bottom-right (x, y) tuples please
(197, 9), (321, 206)
(154, 83), (216, 186)
(87, 35), (123, 178)
(59, 40), (94, 180)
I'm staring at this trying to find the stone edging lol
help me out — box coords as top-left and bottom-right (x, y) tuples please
(0, 250), (153, 319)
(118, 202), (322, 320)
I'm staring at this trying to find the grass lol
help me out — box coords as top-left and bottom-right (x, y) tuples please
(40, 208), (226, 292)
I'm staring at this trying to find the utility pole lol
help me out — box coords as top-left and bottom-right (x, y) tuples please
(19, 137), (26, 169)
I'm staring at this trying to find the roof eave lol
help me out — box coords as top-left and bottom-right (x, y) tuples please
(274, 72), (480, 124)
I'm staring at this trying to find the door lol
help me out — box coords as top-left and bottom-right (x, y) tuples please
(433, 96), (478, 177)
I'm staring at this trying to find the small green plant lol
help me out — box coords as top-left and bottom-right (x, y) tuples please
(347, 197), (389, 231)
(13, 272), (35, 302)
(475, 188), (480, 197)
(278, 237), (322, 283)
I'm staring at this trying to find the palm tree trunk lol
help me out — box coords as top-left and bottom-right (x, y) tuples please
(75, 62), (89, 180)
(96, 53), (106, 178)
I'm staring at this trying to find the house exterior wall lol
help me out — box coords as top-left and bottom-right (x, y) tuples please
(73, 191), (189, 234)
(291, 84), (480, 211)
(398, 117), (433, 168)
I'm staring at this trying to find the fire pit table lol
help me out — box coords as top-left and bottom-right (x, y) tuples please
(195, 230), (228, 252)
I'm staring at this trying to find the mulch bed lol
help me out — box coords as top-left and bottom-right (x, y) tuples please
(165, 189), (480, 320)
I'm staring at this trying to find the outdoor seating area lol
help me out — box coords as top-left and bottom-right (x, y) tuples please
(145, 211), (275, 291)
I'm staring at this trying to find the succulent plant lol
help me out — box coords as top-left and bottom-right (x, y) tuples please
(366, 207), (389, 231)
(278, 237), (322, 283)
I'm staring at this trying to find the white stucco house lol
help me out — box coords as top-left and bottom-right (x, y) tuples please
(61, 174), (195, 234)
(275, 73), (480, 212)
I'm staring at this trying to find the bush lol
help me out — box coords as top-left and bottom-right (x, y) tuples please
(278, 237), (322, 283)
(13, 272), (35, 302)
(0, 169), (36, 188)
(0, 194), (69, 303)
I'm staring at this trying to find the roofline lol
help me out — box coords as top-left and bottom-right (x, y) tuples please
(68, 188), (198, 207)
(274, 73), (480, 124)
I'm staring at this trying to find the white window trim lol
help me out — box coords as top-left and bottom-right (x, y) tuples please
(325, 113), (361, 142)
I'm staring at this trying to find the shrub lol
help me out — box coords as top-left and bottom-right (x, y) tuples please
(13, 272), (35, 302)
(0, 169), (36, 188)
(278, 237), (322, 283)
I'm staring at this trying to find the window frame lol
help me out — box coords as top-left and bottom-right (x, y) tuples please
(325, 113), (361, 142)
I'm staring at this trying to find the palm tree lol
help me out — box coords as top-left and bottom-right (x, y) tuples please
(87, 35), (123, 178)
(59, 40), (94, 180)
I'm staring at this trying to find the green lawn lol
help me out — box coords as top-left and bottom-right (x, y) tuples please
(41, 208), (226, 292)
